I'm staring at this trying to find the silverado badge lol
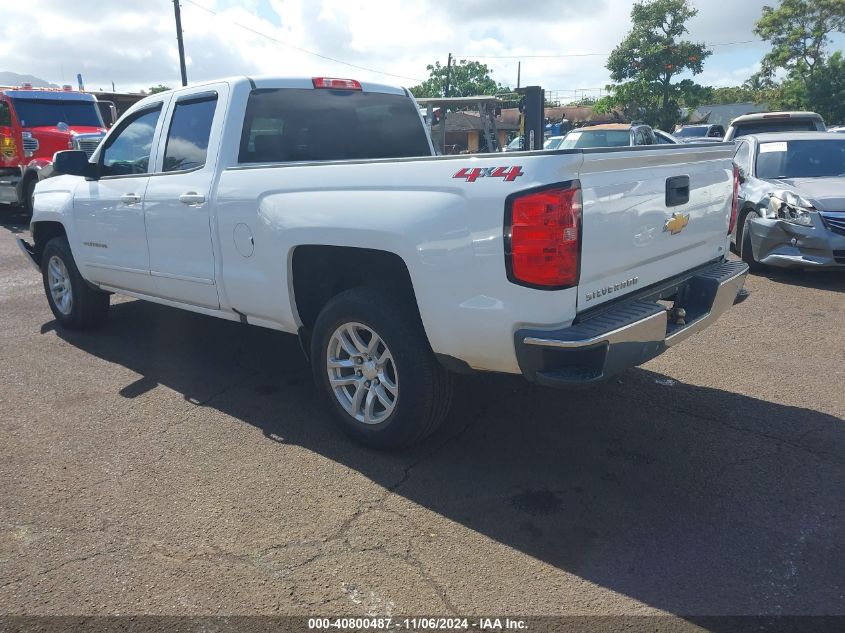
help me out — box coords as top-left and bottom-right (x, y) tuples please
(663, 212), (690, 235)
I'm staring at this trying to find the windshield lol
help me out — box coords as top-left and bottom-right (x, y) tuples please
(507, 136), (523, 150)
(11, 97), (103, 128)
(733, 119), (819, 138)
(756, 139), (845, 178)
(675, 127), (708, 138)
(544, 137), (564, 149)
(560, 129), (630, 149)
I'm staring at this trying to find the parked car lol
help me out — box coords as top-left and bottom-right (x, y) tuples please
(558, 123), (656, 149)
(828, 126), (845, 133)
(18, 75), (747, 449)
(724, 111), (826, 142)
(502, 135), (523, 152)
(543, 135), (566, 149)
(654, 129), (680, 144)
(732, 132), (845, 270)
(673, 124), (725, 142)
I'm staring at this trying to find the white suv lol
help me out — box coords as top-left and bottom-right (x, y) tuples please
(724, 111), (826, 141)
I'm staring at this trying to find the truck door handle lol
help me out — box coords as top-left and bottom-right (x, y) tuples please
(665, 176), (690, 207)
(179, 192), (206, 206)
(120, 193), (141, 205)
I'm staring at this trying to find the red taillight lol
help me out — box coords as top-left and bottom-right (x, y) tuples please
(312, 77), (362, 90)
(506, 184), (582, 288)
(729, 163), (739, 234)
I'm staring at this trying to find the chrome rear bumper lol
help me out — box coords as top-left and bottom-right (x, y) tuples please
(514, 260), (749, 386)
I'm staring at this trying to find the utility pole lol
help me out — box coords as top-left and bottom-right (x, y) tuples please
(517, 61), (521, 89)
(173, 0), (188, 87)
(444, 53), (452, 98)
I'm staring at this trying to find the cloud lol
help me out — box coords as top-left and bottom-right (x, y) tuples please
(1, 0), (837, 96)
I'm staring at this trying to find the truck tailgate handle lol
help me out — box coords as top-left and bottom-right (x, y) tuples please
(120, 193), (141, 205)
(665, 176), (689, 207)
(179, 192), (206, 206)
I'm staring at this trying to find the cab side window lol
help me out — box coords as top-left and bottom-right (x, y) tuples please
(0, 101), (11, 127)
(101, 105), (162, 177)
(162, 95), (217, 172)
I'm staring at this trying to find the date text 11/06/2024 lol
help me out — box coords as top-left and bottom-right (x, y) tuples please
(307, 617), (528, 630)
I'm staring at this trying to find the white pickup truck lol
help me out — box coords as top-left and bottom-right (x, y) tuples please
(18, 76), (748, 448)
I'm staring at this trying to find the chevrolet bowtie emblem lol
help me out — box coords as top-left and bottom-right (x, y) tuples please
(663, 212), (690, 235)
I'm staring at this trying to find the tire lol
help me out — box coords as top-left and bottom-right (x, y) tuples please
(22, 177), (37, 216)
(740, 210), (763, 271)
(41, 236), (110, 329)
(310, 287), (453, 450)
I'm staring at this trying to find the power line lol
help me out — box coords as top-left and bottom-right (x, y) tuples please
(453, 40), (761, 59)
(181, 0), (425, 83)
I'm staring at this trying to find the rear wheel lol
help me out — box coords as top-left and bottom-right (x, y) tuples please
(740, 211), (763, 271)
(311, 287), (453, 449)
(41, 237), (110, 329)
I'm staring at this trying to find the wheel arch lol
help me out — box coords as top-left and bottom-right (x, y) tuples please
(736, 203), (760, 244)
(290, 244), (423, 339)
(30, 221), (68, 267)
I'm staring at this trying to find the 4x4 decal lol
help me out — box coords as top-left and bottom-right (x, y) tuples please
(453, 166), (524, 183)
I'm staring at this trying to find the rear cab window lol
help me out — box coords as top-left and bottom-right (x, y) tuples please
(562, 129), (632, 149)
(238, 88), (431, 163)
(733, 119), (821, 138)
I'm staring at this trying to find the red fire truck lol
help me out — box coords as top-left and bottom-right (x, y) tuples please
(0, 84), (106, 214)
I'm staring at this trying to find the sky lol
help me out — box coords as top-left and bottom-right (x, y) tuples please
(2, 0), (843, 98)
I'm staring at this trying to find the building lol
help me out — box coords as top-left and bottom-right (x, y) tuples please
(417, 96), (517, 154)
(498, 105), (625, 128)
(89, 91), (146, 118)
(430, 111), (519, 153)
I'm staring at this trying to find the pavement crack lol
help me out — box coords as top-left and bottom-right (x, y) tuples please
(188, 370), (262, 408)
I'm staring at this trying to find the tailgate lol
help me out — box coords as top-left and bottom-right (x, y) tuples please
(576, 144), (735, 312)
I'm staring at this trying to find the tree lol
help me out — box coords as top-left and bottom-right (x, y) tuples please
(743, 71), (777, 92)
(410, 60), (509, 98)
(754, 0), (845, 82)
(605, 0), (711, 129)
(806, 52), (845, 124)
(752, 0), (845, 115)
(146, 84), (171, 94)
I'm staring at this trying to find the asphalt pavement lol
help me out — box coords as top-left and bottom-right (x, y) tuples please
(1, 205), (843, 629)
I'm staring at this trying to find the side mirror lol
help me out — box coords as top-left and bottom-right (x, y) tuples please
(738, 168), (747, 184)
(52, 150), (98, 180)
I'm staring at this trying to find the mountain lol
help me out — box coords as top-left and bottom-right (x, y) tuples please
(0, 72), (58, 88)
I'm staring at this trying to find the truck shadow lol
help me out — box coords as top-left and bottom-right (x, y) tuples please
(0, 204), (28, 235)
(757, 267), (845, 293)
(49, 299), (845, 623)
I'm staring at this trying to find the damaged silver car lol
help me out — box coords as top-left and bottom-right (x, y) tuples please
(732, 132), (845, 270)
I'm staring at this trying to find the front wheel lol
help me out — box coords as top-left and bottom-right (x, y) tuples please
(311, 288), (453, 449)
(740, 211), (763, 271)
(41, 237), (110, 329)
